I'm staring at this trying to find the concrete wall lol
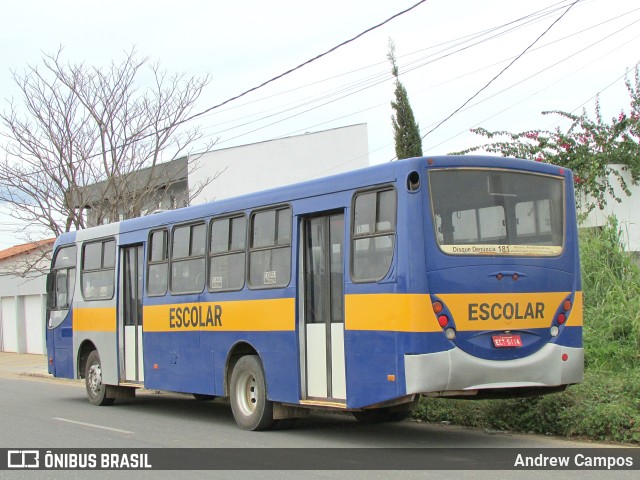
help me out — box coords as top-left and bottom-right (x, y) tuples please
(190, 124), (369, 204)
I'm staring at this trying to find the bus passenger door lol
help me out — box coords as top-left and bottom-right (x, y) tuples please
(120, 244), (144, 383)
(302, 213), (346, 401)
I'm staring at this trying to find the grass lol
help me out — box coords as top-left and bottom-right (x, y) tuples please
(412, 218), (640, 444)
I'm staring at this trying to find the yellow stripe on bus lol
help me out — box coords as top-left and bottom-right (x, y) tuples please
(437, 291), (584, 331)
(344, 291), (583, 332)
(143, 298), (295, 333)
(345, 294), (440, 332)
(73, 307), (117, 332)
(71, 292), (582, 334)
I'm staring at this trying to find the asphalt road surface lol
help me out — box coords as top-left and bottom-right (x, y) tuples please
(0, 373), (635, 480)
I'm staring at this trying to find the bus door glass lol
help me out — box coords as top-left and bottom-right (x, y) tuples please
(120, 244), (144, 382)
(302, 213), (346, 401)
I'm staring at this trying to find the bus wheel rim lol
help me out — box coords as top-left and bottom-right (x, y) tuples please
(236, 371), (258, 416)
(88, 363), (102, 395)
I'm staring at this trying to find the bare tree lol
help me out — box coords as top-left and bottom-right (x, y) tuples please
(0, 47), (216, 256)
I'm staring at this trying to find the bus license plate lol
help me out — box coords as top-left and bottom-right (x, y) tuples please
(492, 335), (522, 348)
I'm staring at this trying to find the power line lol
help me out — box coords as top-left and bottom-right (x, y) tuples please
(423, 23), (640, 151)
(196, 1), (581, 144)
(178, 1), (428, 128)
(197, 0), (574, 124)
(203, 1), (609, 152)
(0, 1), (429, 181)
(419, 0), (581, 146)
(241, 2), (639, 156)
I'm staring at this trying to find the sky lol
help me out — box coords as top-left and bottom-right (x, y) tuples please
(0, 0), (639, 248)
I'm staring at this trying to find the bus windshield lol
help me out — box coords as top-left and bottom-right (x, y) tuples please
(429, 168), (565, 256)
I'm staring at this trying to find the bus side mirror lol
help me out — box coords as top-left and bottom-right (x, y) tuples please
(46, 271), (55, 293)
(46, 272), (55, 309)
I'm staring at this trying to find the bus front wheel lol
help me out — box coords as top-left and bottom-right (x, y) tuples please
(85, 350), (114, 406)
(229, 355), (274, 431)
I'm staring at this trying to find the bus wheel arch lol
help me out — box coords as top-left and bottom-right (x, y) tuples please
(225, 341), (260, 396)
(77, 340), (97, 379)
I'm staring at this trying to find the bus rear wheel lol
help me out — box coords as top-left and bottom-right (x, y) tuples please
(85, 350), (114, 406)
(229, 355), (274, 431)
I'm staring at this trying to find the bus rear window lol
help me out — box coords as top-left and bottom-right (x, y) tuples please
(429, 169), (564, 256)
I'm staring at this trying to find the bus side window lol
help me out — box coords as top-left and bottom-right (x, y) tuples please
(148, 229), (169, 296)
(249, 206), (291, 288)
(81, 239), (115, 301)
(352, 188), (396, 281)
(50, 245), (77, 309)
(209, 215), (246, 291)
(170, 223), (205, 294)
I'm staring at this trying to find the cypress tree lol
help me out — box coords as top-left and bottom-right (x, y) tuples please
(388, 40), (423, 159)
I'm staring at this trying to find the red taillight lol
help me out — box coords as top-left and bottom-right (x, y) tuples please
(563, 300), (572, 311)
(432, 301), (443, 314)
(557, 313), (566, 324)
(438, 315), (449, 327)
(562, 353), (569, 361)
(49, 357), (53, 366)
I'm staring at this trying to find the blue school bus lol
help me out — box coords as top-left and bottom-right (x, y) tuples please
(46, 155), (583, 430)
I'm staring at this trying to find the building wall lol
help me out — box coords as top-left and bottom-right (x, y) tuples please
(86, 179), (189, 227)
(190, 124), (369, 204)
(0, 266), (47, 354)
(581, 164), (640, 252)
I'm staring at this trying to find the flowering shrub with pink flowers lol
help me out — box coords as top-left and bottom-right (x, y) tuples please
(455, 66), (640, 214)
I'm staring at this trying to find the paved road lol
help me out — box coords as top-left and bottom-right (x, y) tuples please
(0, 373), (636, 479)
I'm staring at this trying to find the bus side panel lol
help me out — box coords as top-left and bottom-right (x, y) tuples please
(142, 331), (301, 404)
(46, 312), (74, 379)
(344, 330), (455, 408)
(142, 332), (209, 393)
(343, 331), (401, 408)
(73, 306), (119, 384)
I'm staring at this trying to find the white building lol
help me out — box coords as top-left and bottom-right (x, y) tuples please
(581, 165), (640, 253)
(0, 239), (54, 354)
(190, 124), (369, 203)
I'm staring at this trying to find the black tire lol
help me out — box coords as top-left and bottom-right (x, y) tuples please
(229, 355), (274, 431)
(85, 350), (114, 406)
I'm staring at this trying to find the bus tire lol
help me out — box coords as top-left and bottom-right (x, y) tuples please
(229, 355), (274, 431)
(85, 350), (114, 406)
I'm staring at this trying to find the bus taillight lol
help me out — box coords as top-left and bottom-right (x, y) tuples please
(438, 315), (449, 327)
(432, 301), (443, 314)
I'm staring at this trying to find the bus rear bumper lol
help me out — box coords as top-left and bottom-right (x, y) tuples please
(404, 343), (584, 395)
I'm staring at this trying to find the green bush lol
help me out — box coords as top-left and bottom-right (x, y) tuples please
(580, 218), (640, 370)
(414, 371), (640, 443)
